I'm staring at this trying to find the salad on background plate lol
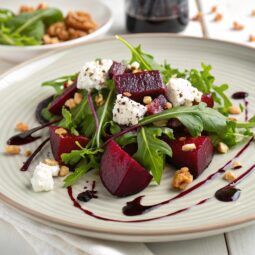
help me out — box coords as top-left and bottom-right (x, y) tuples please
(5, 35), (255, 220)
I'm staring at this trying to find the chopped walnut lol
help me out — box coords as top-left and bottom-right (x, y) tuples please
(211, 5), (218, 13)
(228, 105), (241, 114)
(233, 21), (244, 31)
(192, 12), (203, 21)
(37, 3), (48, 10)
(123, 92), (132, 97)
(65, 98), (76, 109)
(19, 5), (35, 13)
(74, 93), (83, 105)
(217, 142), (229, 154)
(24, 150), (32, 157)
(164, 102), (172, 109)
(55, 128), (67, 137)
(59, 165), (70, 177)
(43, 158), (59, 166)
(5, 145), (20, 155)
(223, 171), (236, 182)
(231, 161), (242, 170)
(65, 11), (97, 33)
(43, 34), (60, 44)
(95, 93), (104, 106)
(182, 143), (196, 152)
(48, 22), (69, 41)
(214, 13), (223, 22)
(172, 167), (193, 190)
(251, 10), (255, 17)
(179, 137), (186, 141)
(248, 35), (255, 42)
(68, 28), (87, 39)
(15, 122), (29, 132)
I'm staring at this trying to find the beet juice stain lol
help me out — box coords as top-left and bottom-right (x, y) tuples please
(77, 181), (98, 202)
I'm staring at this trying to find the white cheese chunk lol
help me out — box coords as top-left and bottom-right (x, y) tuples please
(113, 94), (147, 126)
(77, 59), (113, 91)
(31, 162), (60, 192)
(166, 78), (202, 107)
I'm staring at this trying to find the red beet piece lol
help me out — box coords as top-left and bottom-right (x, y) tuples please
(49, 125), (89, 161)
(114, 70), (166, 102)
(48, 80), (77, 115)
(108, 61), (126, 78)
(147, 95), (168, 115)
(201, 94), (214, 108)
(100, 141), (152, 197)
(166, 136), (214, 178)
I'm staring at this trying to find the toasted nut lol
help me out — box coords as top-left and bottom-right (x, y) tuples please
(95, 93), (104, 106)
(132, 69), (142, 74)
(231, 161), (242, 170)
(143, 96), (152, 105)
(68, 27), (87, 39)
(43, 34), (60, 44)
(248, 35), (255, 42)
(24, 150), (32, 157)
(192, 12), (203, 21)
(5, 145), (20, 155)
(48, 22), (69, 41)
(179, 137), (186, 141)
(152, 120), (168, 127)
(172, 167), (193, 190)
(228, 117), (237, 122)
(123, 92), (132, 97)
(74, 92), (83, 105)
(211, 5), (218, 13)
(65, 98), (76, 109)
(164, 102), (173, 109)
(19, 5), (35, 13)
(43, 158), (59, 166)
(15, 122), (29, 132)
(55, 128), (67, 137)
(228, 105), (241, 114)
(59, 165), (70, 177)
(233, 21), (244, 31)
(182, 143), (196, 152)
(217, 142), (229, 154)
(214, 13), (223, 22)
(37, 3), (48, 10)
(251, 10), (255, 17)
(223, 171), (236, 182)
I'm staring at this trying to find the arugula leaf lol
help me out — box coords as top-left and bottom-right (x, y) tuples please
(133, 127), (172, 184)
(64, 156), (99, 187)
(41, 73), (78, 94)
(115, 131), (137, 147)
(103, 121), (121, 136)
(161, 62), (187, 84)
(116, 35), (161, 71)
(60, 108), (79, 135)
(140, 103), (227, 137)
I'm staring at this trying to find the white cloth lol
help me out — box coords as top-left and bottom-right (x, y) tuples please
(0, 203), (153, 255)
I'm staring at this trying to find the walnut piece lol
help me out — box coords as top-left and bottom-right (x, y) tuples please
(19, 5), (36, 13)
(172, 167), (193, 190)
(48, 22), (69, 41)
(43, 158), (59, 166)
(15, 122), (29, 132)
(228, 105), (241, 114)
(65, 11), (97, 33)
(233, 22), (244, 31)
(217, 142), (229, 154)
(223, 171), (236, 182)
(59, 165), (70, 177)
(214, 13), (223, 22)
(5, 145), (20, 155)
(55, 128), (67, 137)
(74, 93), (83, 105)
(192, 12), (203, 21)
(43, 34), (60, 44)
(65, 98), (76, 109)
(95, 93), (104, 106)
(68, 28), (87, 39)
(182, 143), (196, 152)
(24, 150), (32, 157)
(248, 35), (255, 42)
(211, 5), (218, 13)
(143, 96), (152, 105)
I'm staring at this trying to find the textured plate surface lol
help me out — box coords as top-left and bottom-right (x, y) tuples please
(0, 34), (255, 242)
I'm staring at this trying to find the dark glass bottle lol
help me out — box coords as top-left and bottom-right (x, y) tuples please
(126, 0), (189, 33)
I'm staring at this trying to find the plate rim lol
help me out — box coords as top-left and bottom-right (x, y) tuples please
(1, 33), (255, 240)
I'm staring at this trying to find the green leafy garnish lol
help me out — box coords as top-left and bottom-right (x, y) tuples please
(0, 9), (14, 23)
(133, 127), (173, 184)
(59, 108), (79, 136)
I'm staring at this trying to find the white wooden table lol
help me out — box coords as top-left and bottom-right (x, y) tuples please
(1, 0), (255, 254)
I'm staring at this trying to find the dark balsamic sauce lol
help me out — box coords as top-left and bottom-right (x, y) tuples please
(20, 138), (50, 171)
(77, 181), (98, 202)
(7, 119), (59, 146)
(215, 187), (240, 202)
(231, 92), (249, 100)
(67, 138), (255, 222)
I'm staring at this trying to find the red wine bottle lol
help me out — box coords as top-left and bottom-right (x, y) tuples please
(125, 0), (189, 33)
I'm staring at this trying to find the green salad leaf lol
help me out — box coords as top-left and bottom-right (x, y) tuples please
(133, 127), (173, 184)
(59, 108), (79, 136)
(0, 9), (14, 23)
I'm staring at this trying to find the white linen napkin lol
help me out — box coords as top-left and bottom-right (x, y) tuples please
(0, 203), (154, 255)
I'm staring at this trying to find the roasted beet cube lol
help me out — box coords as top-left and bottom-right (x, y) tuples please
(147, 95), (168, 115)
(49, 125), (89, 161)
(49, 80), (77, 115)
(108, 61), (126, 78)
(166, 136), (214, 178)
(201, 94), (214, 108)
(100, 141), (152, 197)
(114, 70), (166, 102)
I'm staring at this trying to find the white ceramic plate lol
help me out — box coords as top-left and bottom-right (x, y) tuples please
(0, 34), (255, 242)
(0, 0), (113, 63)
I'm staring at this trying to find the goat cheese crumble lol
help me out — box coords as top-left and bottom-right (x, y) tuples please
(77, 59), (113, 91)
(166, 78), (202, 107)
(31, 162), (60, 192)
(113, 94), (147, 126)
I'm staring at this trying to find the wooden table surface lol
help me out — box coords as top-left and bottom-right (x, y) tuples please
(0, 0), (255, 254)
